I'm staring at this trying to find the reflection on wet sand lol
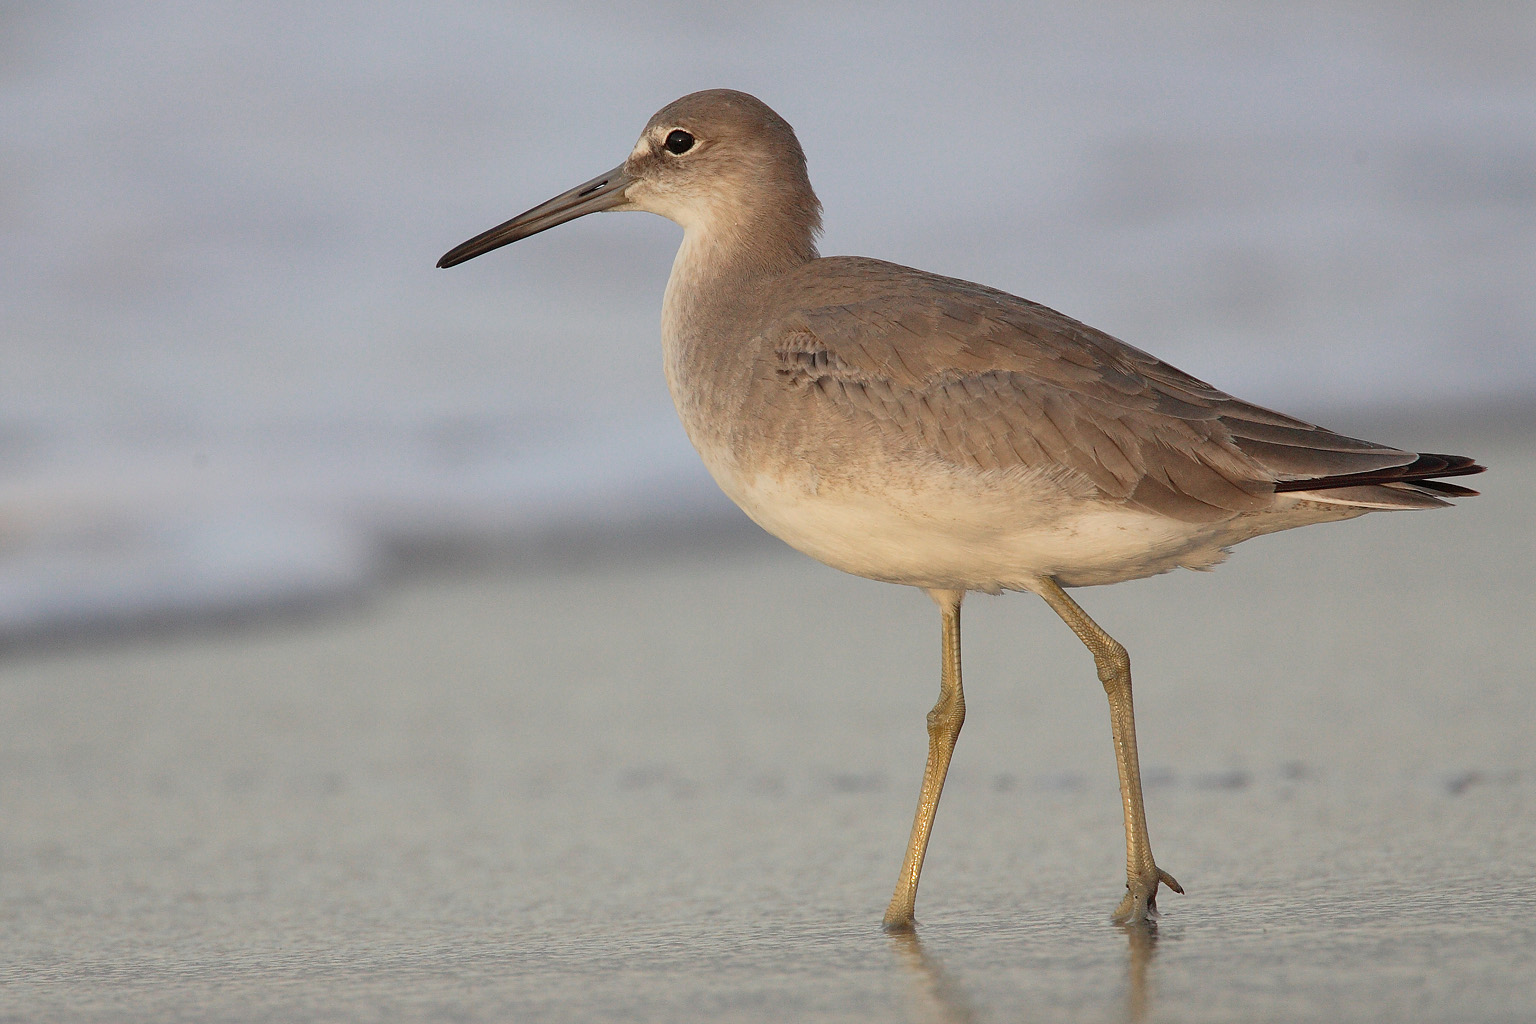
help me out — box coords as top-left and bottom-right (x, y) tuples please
(888, 931), (977, 1024)
(1120, 920), (1160, 1022)
(889, 921), (1162, 1023)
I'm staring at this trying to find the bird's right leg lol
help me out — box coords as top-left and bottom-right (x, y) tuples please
(883, 588), (966, 931)
(1033, 578), (1182, 923)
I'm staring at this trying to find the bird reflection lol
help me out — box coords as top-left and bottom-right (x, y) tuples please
(888, 930), (976, 1024)
(887, 919), (1162, 1023)
(1119, 919), (1160, 1022)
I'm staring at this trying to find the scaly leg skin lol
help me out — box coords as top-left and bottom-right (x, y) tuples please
(1034, 578), (1183, 923)
(883, 589), (966, 932)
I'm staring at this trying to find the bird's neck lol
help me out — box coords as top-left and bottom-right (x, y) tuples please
(657, 203), (815, 457)
(662, 199), (819, 340)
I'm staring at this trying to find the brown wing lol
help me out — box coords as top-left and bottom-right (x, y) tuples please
(767, 257), (1436, 523)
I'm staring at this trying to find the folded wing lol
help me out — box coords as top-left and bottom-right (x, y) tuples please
(768, 258), (1482, 522)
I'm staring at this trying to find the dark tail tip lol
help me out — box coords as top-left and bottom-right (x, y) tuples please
(1273, 452), (1485, 495)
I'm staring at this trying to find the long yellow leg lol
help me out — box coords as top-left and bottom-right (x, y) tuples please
(884, 588), (966, 931)
(1034, 578), (1182, 922)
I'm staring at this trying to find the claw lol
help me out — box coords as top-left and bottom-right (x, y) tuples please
(1110, 866), (1183, 923)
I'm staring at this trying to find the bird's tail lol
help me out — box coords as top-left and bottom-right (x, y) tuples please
(1274, 453), (1484, 509)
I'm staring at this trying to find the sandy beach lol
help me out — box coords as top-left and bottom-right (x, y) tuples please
(3, 412), (1533, 1023)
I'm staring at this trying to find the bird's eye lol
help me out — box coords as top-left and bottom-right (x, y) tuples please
(664, 129), (695, 155)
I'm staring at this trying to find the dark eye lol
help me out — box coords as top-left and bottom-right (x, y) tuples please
(664, 129), (695, 155)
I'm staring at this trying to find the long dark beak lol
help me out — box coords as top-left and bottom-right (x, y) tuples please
(437, 163), (635, 268)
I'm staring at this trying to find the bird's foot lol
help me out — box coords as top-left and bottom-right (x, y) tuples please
(1110, 865), (1183, 924)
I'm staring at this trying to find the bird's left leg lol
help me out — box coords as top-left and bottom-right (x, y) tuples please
(1033, 578), (1182, 923)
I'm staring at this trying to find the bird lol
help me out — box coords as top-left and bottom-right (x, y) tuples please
(437, 89), (1483, 929)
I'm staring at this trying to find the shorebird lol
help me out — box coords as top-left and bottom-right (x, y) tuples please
(437, 90), (1483, 929)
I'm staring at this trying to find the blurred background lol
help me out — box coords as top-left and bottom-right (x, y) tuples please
(2, 1), (1533, 644)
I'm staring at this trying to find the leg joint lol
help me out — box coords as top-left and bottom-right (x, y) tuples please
(1093, 637), (1130, 689)
(926, 693), (965, 736)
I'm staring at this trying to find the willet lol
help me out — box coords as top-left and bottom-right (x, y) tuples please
(438, 89), (1483, 929)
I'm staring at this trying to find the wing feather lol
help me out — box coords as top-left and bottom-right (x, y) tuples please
(766, 257), (1473, 522)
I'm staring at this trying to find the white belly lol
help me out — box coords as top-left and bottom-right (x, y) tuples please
(702, 448), (1233, 591)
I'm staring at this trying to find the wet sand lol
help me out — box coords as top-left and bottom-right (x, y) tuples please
(3, 417), (1533, 1022)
